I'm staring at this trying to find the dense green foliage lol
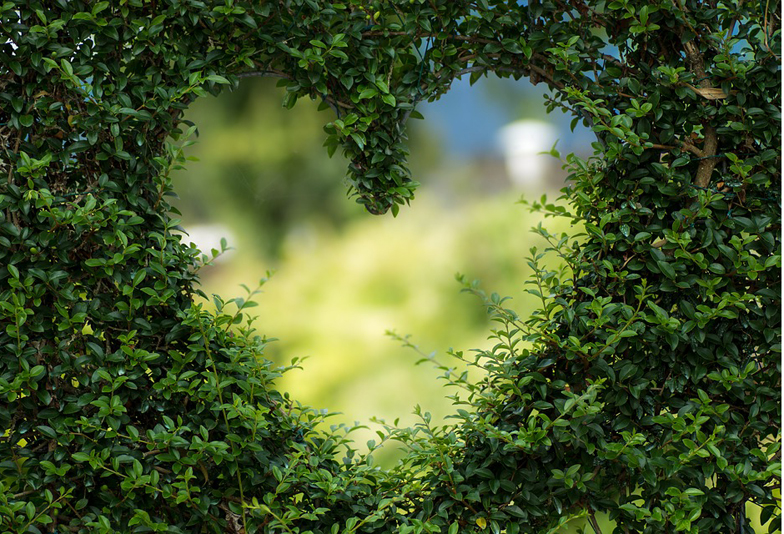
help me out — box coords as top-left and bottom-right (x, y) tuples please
(0, 1), (780, 533)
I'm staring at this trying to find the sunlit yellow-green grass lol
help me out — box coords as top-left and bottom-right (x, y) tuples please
(194, 190), (568, 458)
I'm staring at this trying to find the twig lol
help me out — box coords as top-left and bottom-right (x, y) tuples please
(7, 129), (21, 185)
(588, 511), (604, 534)
(648, 141), (704, 158)
(237, 70), (290, 79)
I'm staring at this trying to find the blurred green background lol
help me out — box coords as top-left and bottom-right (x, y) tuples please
(171, 76), (772, 532)
(171, 75), (575, 452)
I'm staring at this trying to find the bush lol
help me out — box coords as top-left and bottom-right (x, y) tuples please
(0, 1), (779, 532)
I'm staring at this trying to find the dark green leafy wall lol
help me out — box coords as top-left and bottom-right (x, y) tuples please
(0, 1), (779, 533)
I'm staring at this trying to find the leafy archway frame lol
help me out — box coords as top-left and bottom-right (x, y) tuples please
(0, 1), (780, 532)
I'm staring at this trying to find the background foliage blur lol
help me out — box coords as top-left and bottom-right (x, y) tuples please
(172, 76), (573, 452)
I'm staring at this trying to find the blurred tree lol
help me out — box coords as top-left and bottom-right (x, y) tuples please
(174, 77), (444, 257)
(173, 77), (354, 255)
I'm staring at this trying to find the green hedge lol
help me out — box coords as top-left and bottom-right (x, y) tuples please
(0, 1), (779, 533)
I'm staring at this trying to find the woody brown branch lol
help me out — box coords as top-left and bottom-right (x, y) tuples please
(683, 41), (718, 188)
(649, 141), (703, 158)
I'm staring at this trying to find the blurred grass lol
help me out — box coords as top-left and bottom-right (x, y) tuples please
(194, 190), (573, 465)
(172, 75), (579, 466)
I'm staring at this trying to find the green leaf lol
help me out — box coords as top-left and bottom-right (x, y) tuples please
(658, 260), (676, 279)
(206, 74), (230, 84)
(37, 425), (57, 438)
(375, 80), (389, 93)
(133, 270), (147, 286)
(350, 132), (365, 150)
(358, 87), (378, 99)
(60, 59), (73, 76)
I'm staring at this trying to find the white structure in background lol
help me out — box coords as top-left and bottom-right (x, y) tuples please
(177, 224), (236, 264)
(498, 120), (559, 189)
